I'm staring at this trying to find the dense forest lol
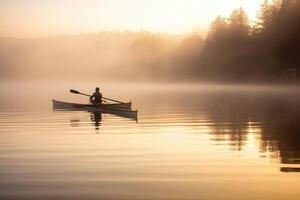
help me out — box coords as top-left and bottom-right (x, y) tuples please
(0, 0), (299, 82)
(199, 0), (300, 82)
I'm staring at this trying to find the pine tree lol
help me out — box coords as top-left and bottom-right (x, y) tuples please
(256, 0), (281, 32)
(208, 16), (228, 40)
(228, 8), (250, 36)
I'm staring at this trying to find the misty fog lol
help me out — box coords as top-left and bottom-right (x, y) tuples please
(0, 0), (299, 83)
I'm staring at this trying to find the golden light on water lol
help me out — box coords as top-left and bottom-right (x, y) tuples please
(1, 81), (300, 199)
(1, 0), (300, 198)
(0, 0), (262, 37)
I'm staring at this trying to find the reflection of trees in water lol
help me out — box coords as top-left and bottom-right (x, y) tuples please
(195, 92), (300, 165)
(260, 116), (300, 165)
(253, 99), (300, 165)
(211, 122), (248, 151)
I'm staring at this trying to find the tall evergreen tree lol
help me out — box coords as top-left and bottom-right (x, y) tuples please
(256, 0), (281, 32)
(208, 16), (228, 40)
(228, 8), (250, 36)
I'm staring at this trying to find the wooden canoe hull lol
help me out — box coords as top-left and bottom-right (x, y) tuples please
(52, 99), (137, 120)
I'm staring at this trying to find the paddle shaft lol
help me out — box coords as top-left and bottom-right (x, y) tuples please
(70, 89), (126, 104)
(102, 97), (126, 104)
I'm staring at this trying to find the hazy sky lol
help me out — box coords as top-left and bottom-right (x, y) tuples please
(0, 0), (263, 38)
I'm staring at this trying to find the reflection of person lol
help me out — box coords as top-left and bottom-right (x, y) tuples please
(90, 87), (102, 105)
(90, 112), (102, 131)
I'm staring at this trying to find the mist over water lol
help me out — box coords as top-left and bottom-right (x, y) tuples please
(1, 0), (300, 83)
(1, 0), (300, 199)
(1, 1), (299, 84)
(0, 81), (300, 199)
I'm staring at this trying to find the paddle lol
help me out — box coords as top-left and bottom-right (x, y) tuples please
(70, 89), (90, 97)
(70, 89), (127, 104)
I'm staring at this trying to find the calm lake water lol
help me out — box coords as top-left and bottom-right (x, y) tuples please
(0, 81), (300, 200)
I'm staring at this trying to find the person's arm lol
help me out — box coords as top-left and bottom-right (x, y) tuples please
(90, 93), (94, 101)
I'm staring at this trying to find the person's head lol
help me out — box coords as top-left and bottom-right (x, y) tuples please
(95, 87), (100, 92)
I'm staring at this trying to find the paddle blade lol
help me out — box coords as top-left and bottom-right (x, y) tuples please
(70, 89), (80, 94)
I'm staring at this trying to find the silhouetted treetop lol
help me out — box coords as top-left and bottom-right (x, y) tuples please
(208, 16), (227, 40)
(228, 8), (250, 36)
(255, 0), (281, 33)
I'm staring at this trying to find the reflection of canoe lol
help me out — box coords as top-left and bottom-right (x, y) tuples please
(52, 99), (137, 120)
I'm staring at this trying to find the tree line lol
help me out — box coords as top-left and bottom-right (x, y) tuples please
(0, 0), (299, 82)
(113, 0), (300, 82)
(149, 0), (300, 82)
(196, 0), (300, 82)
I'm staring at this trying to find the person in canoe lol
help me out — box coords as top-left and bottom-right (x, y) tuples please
(90, 87), (103, 105)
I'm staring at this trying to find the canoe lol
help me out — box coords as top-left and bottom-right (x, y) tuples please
(52, 99), (137, 120)
(53, 99), (132, 110)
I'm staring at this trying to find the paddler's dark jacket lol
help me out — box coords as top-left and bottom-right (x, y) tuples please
(90, 92), (102, 104)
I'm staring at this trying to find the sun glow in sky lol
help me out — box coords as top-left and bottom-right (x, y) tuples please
(0, 0), (263, 38)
